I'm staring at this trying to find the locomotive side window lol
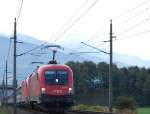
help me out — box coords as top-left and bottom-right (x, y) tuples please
(45, 70), (68, 85)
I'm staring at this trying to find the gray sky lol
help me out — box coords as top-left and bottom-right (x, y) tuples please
(0, 0), (150, 60)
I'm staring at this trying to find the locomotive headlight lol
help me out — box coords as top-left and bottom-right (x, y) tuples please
(42, 88), (46, 93)
(69, 88), (72, 93)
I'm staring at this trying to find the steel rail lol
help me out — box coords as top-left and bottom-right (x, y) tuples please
(67, 110), (116, 114)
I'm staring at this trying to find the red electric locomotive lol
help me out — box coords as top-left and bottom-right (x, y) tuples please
(19, 63), (74, 111)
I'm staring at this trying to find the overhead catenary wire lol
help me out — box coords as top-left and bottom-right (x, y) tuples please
(117, 6), (150, 26)
(17, 0), (94, 56)
(18, 0), (149, 58)
(17, 44), (45, 56)
(16, 0), (24, 24)
(13, 0), (149, 63)
(73, 0), (150, 54)
(73, 38), (108, 56)
(18, 0), (99, 57)
(6, 38), (12, 61)
(112, 0), (150, 20)
(69, 0), (150, 64)
(47, 0), (90, 42)
(68, 41), (109, 64)
(115, 30), (150, 41)
(70, 51), (101, 55)
(2, 38), (12, 77)
(89, 0), (150, 42)
(81, 42), (109, 54)
(51, 0), (99, 44)
(50, 0), (100, 56)
(84, 21), (109, 43)
(116, 17), (150, 37)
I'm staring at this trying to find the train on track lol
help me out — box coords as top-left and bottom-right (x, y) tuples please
(8, 50), (74, 112)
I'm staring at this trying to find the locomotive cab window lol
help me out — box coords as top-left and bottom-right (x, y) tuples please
(45, 70), (68, 85)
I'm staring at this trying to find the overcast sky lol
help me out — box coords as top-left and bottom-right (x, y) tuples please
(0, 0), (150, 60)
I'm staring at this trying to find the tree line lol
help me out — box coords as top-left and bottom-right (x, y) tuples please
(66, 61), (150, 106)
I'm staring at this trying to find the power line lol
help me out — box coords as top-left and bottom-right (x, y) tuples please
(51, 0), (99, 44)
(66, 17), (108, 54)
(67, 41), (108, 61)
(117, 6), (150, 26)
(81, 42), (109, 54)
(81, 0), (150, 46)
(50, 0), (99, 58)
(2, 38), (12, 81)
(17, 44), (45, 56)
(73, 33), (108, 52)
(115, 30), (150, 41)
(117, 17), (150, 37)
(6, 38), (12, 61)
(113, 0), (150, 20)
(77, 0), (150, 54)
(16, 0), (24, 24)
(47, 0), (90, 42)
(18, 0), (99, 57)
(68, 35), (109, 59)
(70, 51), (101, 55)
(84, 21), (109, 43)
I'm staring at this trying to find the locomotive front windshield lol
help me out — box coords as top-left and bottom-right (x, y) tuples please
(45, 70), (68, 85)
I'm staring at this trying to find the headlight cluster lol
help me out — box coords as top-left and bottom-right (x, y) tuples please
(69, 87), (73, 94)
(42, 87), (46, 93)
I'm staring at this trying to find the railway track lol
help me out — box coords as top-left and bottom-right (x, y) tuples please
(7, 106), (49, 114)
(67, 110), (115, 114)
(7, 106), (116, 114)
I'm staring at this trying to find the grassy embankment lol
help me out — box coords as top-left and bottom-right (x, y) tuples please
(72, 104), (136, 113)
(0, 106), (10, 114)
(72, 104), (109, 112)
(72, 104), (150, 114)
(138, 107), (150, 114)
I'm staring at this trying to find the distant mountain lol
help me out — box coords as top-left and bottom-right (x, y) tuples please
(17, 34), (47, 45)
(1, 34), (150, 85)
(113, 53), (150, 68)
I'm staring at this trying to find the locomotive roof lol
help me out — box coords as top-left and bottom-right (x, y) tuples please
(38, 64), (71, 70)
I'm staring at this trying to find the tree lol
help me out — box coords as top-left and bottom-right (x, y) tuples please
(97, 62), (109, 89)
(115, 96), (136, 110)
(142, 75), (150, 105)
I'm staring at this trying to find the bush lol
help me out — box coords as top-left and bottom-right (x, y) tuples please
(115, 96), (137, 110)
(72, 104), (108, 112)
(0, 106), (10, 114)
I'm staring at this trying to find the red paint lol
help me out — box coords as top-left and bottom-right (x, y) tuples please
(21, 64), (73, 103)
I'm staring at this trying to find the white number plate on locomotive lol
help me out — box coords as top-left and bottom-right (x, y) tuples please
(53, 90), (63, 94)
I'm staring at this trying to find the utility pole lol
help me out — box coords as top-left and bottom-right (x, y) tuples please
(5, 60), (8, 105)
(13, 18), (17, 114)
(109, 19), (113, 112)
(2, 74), (5, 105)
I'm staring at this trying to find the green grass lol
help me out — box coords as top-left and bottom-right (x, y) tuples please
(138, 107), (150, 114)
(72, 104), (108, 112)
(0, 106), (10, 114)
(72, 104), (137, 114)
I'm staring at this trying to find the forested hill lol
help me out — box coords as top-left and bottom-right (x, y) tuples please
(66, 61), (150, 106)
